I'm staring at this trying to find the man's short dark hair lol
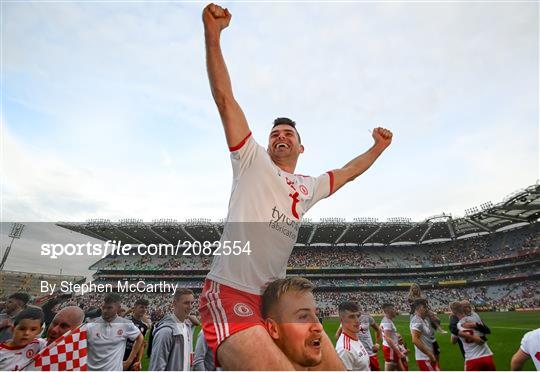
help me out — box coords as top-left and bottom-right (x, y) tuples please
(338, 301), (359, 315)
(134, 299), (149, 307)
(103, 293), (121, 305)
(272, 117), (301, 143)
(413, 298), (428, 312)
(382, 303), (394, 311)
(9, 292), (30, 306)
(14, 306), (44, 326)
(174, 288), (194, 301)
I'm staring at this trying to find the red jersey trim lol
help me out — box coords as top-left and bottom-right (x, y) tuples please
(229, 132), (252, 152)
(327, 171), (335, 195)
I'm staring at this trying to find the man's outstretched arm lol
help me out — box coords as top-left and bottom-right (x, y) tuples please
(203, 3), (250, 148)
(330, 127), (392, 193)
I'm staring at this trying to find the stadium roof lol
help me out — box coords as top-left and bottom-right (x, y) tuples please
(58, 183), (540, 246)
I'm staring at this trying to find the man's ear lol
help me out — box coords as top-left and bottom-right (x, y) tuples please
(265, 318), (280, 340)
(299, 144), (304, 154)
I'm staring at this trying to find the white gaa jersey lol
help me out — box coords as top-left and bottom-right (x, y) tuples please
(207, 134), (333, 295)
(520, 328), (540, 370)
(458, 317), (492, 361)
(336, 332), (371, 371)
(87, 316), (141, 371)
(358, 314), (376, 356)
(380, 316), (398, 348)
(0, 338), (46, 371)
(409, 314), (435, 361)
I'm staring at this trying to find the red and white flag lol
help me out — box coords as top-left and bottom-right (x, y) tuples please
(31, 324), (88, 371)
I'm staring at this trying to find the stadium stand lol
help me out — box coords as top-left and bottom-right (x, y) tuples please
(52, 183), (539, 318)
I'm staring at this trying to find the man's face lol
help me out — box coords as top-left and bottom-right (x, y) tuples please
(47, 312), (79, 344)
(6, 298), (21, 313)
(133, 304), (148, 318)
(340, 310), (360, 335)
(267, 124), (304, 161)
(11, 318), (42, 347)
(267, 291), (323, 368)
(101, 302), (120, 321)
(384, 306), (396, 318)
(462, 302), (472, 315)
(416, 304), (428, 318)
(173, 294), (194, 321)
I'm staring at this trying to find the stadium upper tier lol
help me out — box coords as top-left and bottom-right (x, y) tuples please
(58, 183), (540, 246)
(85, 223), (538, 271)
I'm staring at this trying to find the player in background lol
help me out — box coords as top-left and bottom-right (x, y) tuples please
(397, 333), (409, 371)
(86, 293), (143, 371)
(124, 299), (150, 371)
(453, 302), (496, 371)
(201, 2), (393, 370)
(262, 277), (327, 370)
(511, 328), (540, 371)
(335, 302), (371, 371)
(410, 299), (440, 371)
(336, 306), (382, 370)
(0, 307), (46, 371)
(461, 300), (491, 337)
(380, 303), (404, 371)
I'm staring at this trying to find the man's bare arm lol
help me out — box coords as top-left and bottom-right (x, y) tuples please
(203, 3), (250, 148)
(330, 127), (392, 193)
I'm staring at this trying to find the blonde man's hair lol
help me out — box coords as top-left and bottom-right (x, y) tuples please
(262, 277), (315, 319)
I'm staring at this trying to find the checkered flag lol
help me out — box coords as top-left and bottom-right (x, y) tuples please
(31, 324), (88, 371)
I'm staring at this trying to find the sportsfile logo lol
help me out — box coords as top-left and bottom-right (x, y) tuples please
(269, 206), (300, 240)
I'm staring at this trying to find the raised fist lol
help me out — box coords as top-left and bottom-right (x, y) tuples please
(203, 3), (232, 33)
(372, 127), (393, 149)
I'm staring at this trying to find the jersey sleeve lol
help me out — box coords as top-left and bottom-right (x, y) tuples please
(520, 331), (532, 355)
(337, 348), (356, 371)
(304, 172), (333, 211)
(230, 133), (265, 178)
(125, 321), (142, 341)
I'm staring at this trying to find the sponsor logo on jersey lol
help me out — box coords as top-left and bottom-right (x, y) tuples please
(26, 349), (35, 358)
(117, 329), (124, 336)
(233, 303), (254, 317)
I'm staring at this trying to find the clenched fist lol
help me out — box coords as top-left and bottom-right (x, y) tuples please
(203, 3), (232, 33)
(372, 127), (393, 149)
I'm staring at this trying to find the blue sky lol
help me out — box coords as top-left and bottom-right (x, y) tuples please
(1, 1), (538, 231)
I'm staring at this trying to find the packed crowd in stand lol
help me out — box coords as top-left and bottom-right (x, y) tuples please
(90, 227), (539, 271)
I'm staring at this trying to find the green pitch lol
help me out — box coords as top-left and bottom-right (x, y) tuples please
(142, 311), (539, 371)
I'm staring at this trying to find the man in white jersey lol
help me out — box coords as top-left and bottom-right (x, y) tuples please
(410, 299), (439, 371)
(454, 302), (496, 371)
(87, 294), (143, 371)
(336, 309), (382, 370)
(380, 303), (404, 371)
(336, 302), (371, 371)
(511, 328), (540, 371)
(200, 3), (393, 370)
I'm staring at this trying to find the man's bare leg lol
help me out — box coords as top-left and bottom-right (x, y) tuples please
(308, 332), (345, 370)
(217, 325), (295, 370)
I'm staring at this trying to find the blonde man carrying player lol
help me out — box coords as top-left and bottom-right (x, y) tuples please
(200, 3), (393, 370)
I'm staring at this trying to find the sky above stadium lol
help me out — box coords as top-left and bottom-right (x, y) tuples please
(0, 1), (538, 275)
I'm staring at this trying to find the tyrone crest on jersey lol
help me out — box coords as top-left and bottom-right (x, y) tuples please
(233, 303), (254, 317)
